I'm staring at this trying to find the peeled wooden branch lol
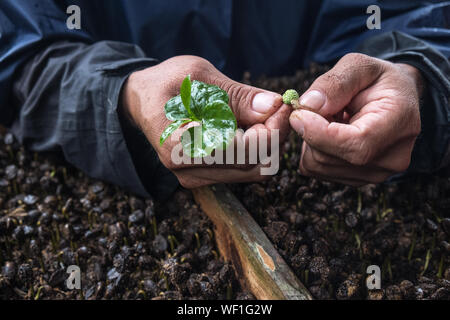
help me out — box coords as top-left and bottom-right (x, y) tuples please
(192, 184), (312, 300)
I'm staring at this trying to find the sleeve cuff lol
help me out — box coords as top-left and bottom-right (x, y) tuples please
(101, 58), (179, 199)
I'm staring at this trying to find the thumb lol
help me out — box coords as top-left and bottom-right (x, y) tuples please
(219, 78), (283, 127)
(299, 53), (384, 117)
(289, 109), (362, 161)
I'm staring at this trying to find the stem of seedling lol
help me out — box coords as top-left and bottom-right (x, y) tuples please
(29, 285), (34, 298)
(168, 235), (175, 254)
(357, 189), (362, 214)
(376, 192), (384, 222)
(152, 216), (158, 237)
(206, 228), (214, 241)
(88, 210), (93, 230)
(194, 232), (201, 250)
(354, 232), (363, 259)
(62, 167), (68, 183)
(354, 232), (361, 249)
(408, 230), (416, 263)
(421, 249), (432, 276)
(437, 254), (444, 279)
(387, 256), (393, 282)
(226, 282), (233, 300)
(34, 286), (44, 300)
(163, 275), (169, 290)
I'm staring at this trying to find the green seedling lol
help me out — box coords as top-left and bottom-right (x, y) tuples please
(408, 231), (416, 263)
(437, 254), (444, 278)
(282, 89), (299, 105)
(151, 216), (158, 237)
(160, 75), (237, 157)
(357, 189), (362, 214)
(168, 235), (177, 254)
(226, 282), (233, 300)
(194, 232), (201, 250)
(34, 286), (44, 300)
(421, 249), (432, 276)
(282, 89), (306, 110)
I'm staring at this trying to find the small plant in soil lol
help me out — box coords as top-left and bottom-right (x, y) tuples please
(160, 75), (237, 158)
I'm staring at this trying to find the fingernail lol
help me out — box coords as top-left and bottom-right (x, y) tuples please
(290, 112), (304, 136)
(299, 90), (326, 111)
(252, 92), (279, 114)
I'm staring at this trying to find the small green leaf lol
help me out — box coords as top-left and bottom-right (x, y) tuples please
(201, 100), (237, 149)
(180, 75), (192, 115)
(164, 96), (190, 121)
(181, 101), (236, 157)
(161, 76), (236, 157)
(160, 119), (190, 145)
(190, 80), (229, 117)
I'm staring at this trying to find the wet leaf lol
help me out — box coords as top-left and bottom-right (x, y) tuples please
(160, 76), (236, 157)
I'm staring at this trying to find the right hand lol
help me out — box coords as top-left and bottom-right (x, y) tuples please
(122, 55), (290, 188)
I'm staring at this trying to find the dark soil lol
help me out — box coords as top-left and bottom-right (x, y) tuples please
(1, 64), (449, 300)
(230, 64), (450, 300)
(0, 130), (251, 299)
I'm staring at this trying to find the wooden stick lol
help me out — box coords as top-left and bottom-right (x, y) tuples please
(192, 184), (312, 300)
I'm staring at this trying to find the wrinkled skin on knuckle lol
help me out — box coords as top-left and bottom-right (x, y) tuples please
(164, 55), (215, 82)
(216, 79), (253, 122)
(340, 53), (382, 71)
(225, 81), (248, 113)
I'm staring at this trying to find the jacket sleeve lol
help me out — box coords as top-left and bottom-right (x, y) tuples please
(358, 31), (450, 176)
(1, 0), (178, 199)
(10, 40), (178, 199)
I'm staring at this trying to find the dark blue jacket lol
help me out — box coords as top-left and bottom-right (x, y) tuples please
(1, 0), (449, 198)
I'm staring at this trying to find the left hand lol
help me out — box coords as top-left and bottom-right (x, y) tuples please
(289, 53), (424, 186)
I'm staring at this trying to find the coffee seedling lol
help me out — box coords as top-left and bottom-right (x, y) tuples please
(160, 75), (237, 157)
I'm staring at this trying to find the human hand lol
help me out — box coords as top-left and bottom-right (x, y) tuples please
(122, 55), (290, 188)
(289, 53), (424, 186)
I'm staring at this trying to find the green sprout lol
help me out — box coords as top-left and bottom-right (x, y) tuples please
(282, 89), (299, 105)
(160, 75), (237, 157)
